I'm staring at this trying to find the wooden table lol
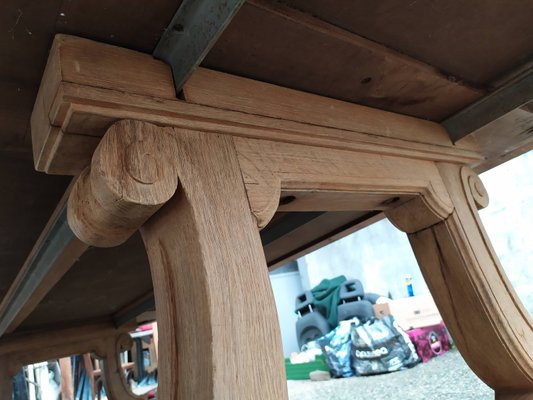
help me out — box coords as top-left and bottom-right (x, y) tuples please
(0, 34), (531, 400)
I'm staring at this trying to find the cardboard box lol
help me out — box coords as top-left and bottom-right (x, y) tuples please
(373, 303), (391, 319)
(387, 295), (442, 330)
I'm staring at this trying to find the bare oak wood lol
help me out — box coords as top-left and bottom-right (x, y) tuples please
(183, 68), (468, 149)
(99, 334), (146, 400)
(68, 120), (179, 247)
(389, 165), (533, 395)
(140, 130), (288, 400)
(234, 137), (454, 229)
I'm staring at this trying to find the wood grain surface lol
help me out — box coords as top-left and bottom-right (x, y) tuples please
(496, 393), (533, 400)
(59, 357), (74, 400)
(277, 0), (533, 85)
(21, 33), (532, 399)
(140, 131), (288, 400)
(234, 136), (454, 230)
(68, 120), (179, 247)
(100, 334), (146, 400)
(390, 165), (533, 395)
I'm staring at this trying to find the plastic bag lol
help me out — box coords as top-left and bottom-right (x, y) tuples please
(317, 320), (354, 377)
(350, 315), (419, 376)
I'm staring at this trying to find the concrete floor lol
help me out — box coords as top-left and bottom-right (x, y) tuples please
(287, 349), (494, 400)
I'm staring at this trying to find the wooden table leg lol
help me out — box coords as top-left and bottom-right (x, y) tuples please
(59, 357), (74, 400)
(141, 131), (288, 400)
(100, 334), (145, 400)
(83, 353), (97, 400)
(65, 121), (288, 399)
(390, 164), (533, 397)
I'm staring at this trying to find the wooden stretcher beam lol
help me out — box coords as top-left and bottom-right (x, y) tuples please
(0, 322), (136, 400)
(0, 321), (132, 360)
(443, 68), (533, 142)
(153, 0), (245, 94)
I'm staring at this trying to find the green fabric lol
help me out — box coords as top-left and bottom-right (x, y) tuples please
(311, 275), (347, 327)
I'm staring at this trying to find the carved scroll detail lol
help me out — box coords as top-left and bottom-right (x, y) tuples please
(461, 166), (489, 210)
(396, 164), (533, 396)
(68, 120), (179, 247)
(99, 334), (146, 400)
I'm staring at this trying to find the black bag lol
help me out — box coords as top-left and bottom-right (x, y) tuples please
(350, 315), (419, 376)
(317, 321), (354, 378)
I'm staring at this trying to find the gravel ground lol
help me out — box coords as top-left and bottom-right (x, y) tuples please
(287, 349), (493, 400)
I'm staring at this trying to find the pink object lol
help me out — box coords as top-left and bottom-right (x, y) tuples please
(139, 323), (153, 331)
(407, 322), (451, 362)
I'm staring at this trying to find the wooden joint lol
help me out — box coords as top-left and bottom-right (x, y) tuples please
(386, 165), (487, 234)
(385, 186), (454, 233)
(241, 167), (281, 229)
(68, 120), (179, 247)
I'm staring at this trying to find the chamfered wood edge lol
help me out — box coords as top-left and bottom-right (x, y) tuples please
(0, 320), (133, 359)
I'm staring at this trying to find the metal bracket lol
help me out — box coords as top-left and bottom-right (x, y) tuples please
(153, 0), (245, 95)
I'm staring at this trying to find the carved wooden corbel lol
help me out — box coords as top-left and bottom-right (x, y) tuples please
(68, 120), (179, 247)
(388, 165), (533, 398)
